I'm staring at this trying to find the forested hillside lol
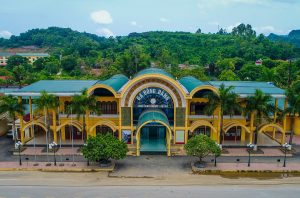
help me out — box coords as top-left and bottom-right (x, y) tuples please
(0, 24), (300, 89)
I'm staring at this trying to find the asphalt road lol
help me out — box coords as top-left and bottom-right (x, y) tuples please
(0, 185), (300, 198)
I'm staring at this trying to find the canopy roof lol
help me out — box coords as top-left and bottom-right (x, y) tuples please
(5, 68), (286, 98)
(137, 110), (170, 129)
(96, 74), (129, 92)
(179, 76), (206, 93)
(134, 68), (174, 79)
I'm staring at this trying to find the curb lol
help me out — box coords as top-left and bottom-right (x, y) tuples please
(0, 162), (115, 172)
(191, 162), (300, 175)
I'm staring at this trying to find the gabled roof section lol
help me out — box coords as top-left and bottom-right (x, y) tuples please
(179, 76), (205, 93)
(135, 68), (174, 79)
(208, 81), (285, 98)
(8, 80), (98, 96)
(97, 74), (129, 92)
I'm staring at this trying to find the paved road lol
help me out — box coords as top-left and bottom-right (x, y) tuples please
(0, 185), (300, 198)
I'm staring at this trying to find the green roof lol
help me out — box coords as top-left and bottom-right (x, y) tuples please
(179, 76), (205, 92)
(135, 68), (173, 79)
(14, 80), (98, 94)
(137, 110), (170, 128)
(208, 81), (285, 97)
(97, 74), (129, 92)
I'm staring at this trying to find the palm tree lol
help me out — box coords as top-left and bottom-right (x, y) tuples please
(0, 95), (24, 143)
(34, 91), (59, 160)
(283, 88), (300, 144)
(67, 89), (100, 142)
(245, 89), (274, 147)
(204, 84), (241, 145)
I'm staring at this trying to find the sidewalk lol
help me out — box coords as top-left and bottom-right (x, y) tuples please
(191, 162), (300, 174)
(0, 161), (114, 172)
(17, 147), (294, 157)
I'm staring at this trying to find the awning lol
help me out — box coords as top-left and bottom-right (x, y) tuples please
(137, 110), (170, 129)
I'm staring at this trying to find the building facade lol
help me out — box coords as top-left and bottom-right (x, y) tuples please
(7, 68), (298, 156)
(0, 52), (49, 66)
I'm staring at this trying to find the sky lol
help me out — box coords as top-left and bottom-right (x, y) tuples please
(0, 0), (299, 38)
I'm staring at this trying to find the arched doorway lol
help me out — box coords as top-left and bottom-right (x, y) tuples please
(189, 126), (211, 139)
(140, 122), (167, 152)
(136, 110), (172, 156)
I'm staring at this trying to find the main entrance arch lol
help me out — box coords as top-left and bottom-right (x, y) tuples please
(136, 110), (172, 156)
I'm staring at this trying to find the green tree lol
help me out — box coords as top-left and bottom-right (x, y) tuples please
(184, 134), (221, 165)
(6, 55), (29, 70)
(67, 89), (100, 141)
(12, 65), (26, 88)
(61, 55), (78, 71)
(34, 91), (59, 145)
(231, 23), (256, 38)
(204, 84), (241, 144)
(82, 134), (128, 165)
(245, 89), (274, 146)
(0, 95), (24, 142)
(218, 70), (240, 81)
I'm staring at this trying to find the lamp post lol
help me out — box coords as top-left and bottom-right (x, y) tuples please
(247, 143), (255, 167)
(49, 142), (57, 166)
(282, 143), (291, 167)
(215, 143), (221, 167)
(15, 141), (22, 166)
(83, 143), (89, 166)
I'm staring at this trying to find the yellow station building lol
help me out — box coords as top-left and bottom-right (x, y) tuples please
(6, 68), (299, 156)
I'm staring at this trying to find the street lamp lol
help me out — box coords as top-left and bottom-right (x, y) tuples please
(15, 141), (22, 166)
(49, 142), (57, 166)
(83, 143), (89, 166)
(214, 143), (221, 167)
(282, 143), (291, 167)
(247, 143), (255, 167)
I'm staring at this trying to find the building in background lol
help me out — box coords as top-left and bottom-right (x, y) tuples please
(0, 52), (49, 66)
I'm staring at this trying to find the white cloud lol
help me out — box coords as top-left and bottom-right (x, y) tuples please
(96, 28), (114, 37)
(90, 10), (113, 24)
(0, 30), (12, 39)
(226, 22), (242, 32)
(159, 17), (169, 22)
(254, 25), (285, 34)
(130, 21), (137, 26)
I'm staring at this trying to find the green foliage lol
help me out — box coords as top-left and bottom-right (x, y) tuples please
(232, 23), (256, 38)
(82, 134), (128, 163)
(6, 55), (29, 70)
(0, 95), (24, 119)
(61, 55), (78, 71)
(245, 89), (274, 126)
(218, 70), (240, 81)
(12, 65), (27, 88)
(184, 134), (221, 162)
(0, 26), (299, 87)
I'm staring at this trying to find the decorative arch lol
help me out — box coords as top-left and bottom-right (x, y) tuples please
(121, 74), (186, 107)
(223, 121), (251, 134)
(22, 121), (47, 132)
(189, 120), (217, 133)
(127, 82), (178, 107)
(89, 120), (117, 133)
(87, 84), (117, 97)
(136, 120), (172, 156)
(258, 123), (285, 134)
(56, 120), (83, 132)
(190, 85), (219, 98)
